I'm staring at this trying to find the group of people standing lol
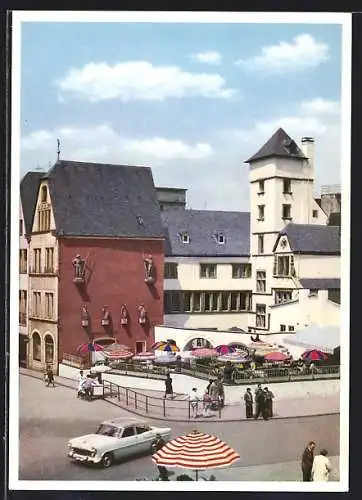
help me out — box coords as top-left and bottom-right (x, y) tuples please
(301, 441), (332, 482)
(243, 384), (274, 420)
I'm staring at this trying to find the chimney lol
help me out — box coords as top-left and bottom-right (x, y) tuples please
(301, 137), (315, 170)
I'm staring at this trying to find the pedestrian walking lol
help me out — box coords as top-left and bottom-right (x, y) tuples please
(243, 387), (253, 418)
(254, 384), (267, 420)
(301, 440), (316, 481)
(164, 373), (174, 399)
(189, 387), (199, 418)
(45, 365), (55, 387)
(77, 370), (86, 398)
(151, 433), (168, 480)
(312, 449), (331, 482)
(215, 376), (225, 408)
(264, 387), (274, 418)
(202, 390), (212, 417)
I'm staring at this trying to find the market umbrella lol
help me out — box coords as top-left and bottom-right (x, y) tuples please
(103, 349), (133, 360)
(157, 343), (180, 353)
(215, 345), (236, 355)
(151, 341), (168, 350)
(77, 342), (104, 354)
(104, 343), (132, 352)
(154, 356), (177, 364)
(132, 352), (156, 361)
(264, 351), (290, 362)
(152, 429), (240, 480)
(191, 348), (218, 358)
(301, 349), (328, 361)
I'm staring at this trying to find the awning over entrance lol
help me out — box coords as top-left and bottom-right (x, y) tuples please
(283, 325), (340, 355)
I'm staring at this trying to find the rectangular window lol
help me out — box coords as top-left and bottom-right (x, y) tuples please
(280, 324), (286, 332)
(256, 304), (266, 328)
(45, 292), (54, 319)
(230, 292), (239, 311)
(288, 325), (295, 332)
(283, 179), (292, 194)
(211, 292), (219, 311)
(32, 291), (41, 317)
(258, 180), (265, 194)
(257, 205), (265, 221)
(164, 291), (182, 313)
(203, 292), (212, 312)
(275, 289), (293, 304)
(232, 263), (251, 279)
(19, 249), (27, 273)
(256, 270), (266, 293)
(38, 208), (51, 231)
(183, 292), (191, 312)
(33, 248), (41, 273)
(135, 341), (145, 354)
(19, 290), (27, 325)
(164, 262), (178, 279)
(221, 292), (229, 311)
(312, 209), (318, 218)
(200, 263), (217, 279)
(257, 235), (264, 254)
(274, 255), (295, 277)
(193, 292), (201, 312)
(45, 247), (54, 273)
(19, 219), (23, 236)
(282, 204), (292, 220)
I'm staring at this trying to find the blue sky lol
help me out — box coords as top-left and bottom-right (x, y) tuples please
(20, 21), (342, 211)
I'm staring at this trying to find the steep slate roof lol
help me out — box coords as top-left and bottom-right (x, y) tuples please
(277, 223), (340, 254)
(299, 278), (340, 290)
(245, 128), (306, 163)
(20, 171), (45, 234)
(45, 160), (164, 238)
(161, 209), (250, 256)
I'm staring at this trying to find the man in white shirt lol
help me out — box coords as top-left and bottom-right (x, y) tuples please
(77, 370), (86, 397)
(312, 449), (332, 482)
(189, 387), (199, 418)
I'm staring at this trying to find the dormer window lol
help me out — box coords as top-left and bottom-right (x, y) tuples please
(41, 185), (48, 203)
(181, 232), (190, 244)
(216, 233), (225, 244)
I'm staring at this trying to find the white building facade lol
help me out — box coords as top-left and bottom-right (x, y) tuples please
(161, 128), (341, 340)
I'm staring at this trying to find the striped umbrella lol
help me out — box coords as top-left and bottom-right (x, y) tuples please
(103, 349), (133, 360)
(152, 429), (240, 480)
(104, 343), (132, 352)
(264, 351), (290, 362)
(301, 349), (328, 361)
(157, 343), (180, 353)
(132, 351), (155, 361)
(151, 341), (168, 350)
(192, 348), (218, 358)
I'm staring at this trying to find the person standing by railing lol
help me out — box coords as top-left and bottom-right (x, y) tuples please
(164, 373), (174, 399)
(189, 387), (200, 418)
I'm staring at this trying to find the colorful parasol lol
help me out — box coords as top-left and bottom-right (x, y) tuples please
(191, 348), (218, 358)
(157, 343), (180, 352)
(132, 351), (156, 361)
(301, 349), (328, 361)
(152, 429), (240, 481)
(263, 351), (290, 362)
(103, 349), (133, 360)
(217, 353), (251, 363)
(77, 342), (104, 354)
(215, 345), (236, 355)
(151, 341), (168, 350)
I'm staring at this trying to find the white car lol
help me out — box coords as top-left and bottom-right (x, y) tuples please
(67, 417), (172, 468)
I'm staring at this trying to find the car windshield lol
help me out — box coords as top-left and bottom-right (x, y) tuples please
(96, 424), (119, 437)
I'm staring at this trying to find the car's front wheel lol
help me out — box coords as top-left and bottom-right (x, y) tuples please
(101, 452), (114, 468)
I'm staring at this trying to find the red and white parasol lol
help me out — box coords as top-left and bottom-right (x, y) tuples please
(132, 351), (155, 361)
(152, 429), (240, 480)
(191, 348), (218, 358)
(102, 349), (133, 360)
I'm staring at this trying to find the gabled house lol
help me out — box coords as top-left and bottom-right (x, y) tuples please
(26, 160), (165, 372)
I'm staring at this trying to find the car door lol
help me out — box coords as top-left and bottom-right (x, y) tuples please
(116, 425), (137, 460)
(135, 424), (154, 453)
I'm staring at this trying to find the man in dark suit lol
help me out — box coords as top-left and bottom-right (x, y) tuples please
(301, 440), (316, 481)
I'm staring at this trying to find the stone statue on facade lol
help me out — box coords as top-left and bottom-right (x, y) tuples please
(138, 304), (147, 324)
(72, 254), (85, 279)
(143, 254), (154, 282)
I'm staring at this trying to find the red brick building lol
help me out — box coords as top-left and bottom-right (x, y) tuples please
(25, 160), (165, 372)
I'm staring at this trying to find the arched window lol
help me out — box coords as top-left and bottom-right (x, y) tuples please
(45, 334), (54, 365)
(41, 185), (47, 203)
(32, 332), (41, 361)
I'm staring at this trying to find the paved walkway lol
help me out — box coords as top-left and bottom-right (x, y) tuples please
(20, 368), (340, 422)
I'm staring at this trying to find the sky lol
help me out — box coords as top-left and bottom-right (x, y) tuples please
(19, 20), (343, 211)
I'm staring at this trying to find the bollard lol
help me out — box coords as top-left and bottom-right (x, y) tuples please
(135, 392), (137, 410)
(118, 385), (120, 402)
(188, 400), (190, 419)
(218, 400), (222, 419)
(163, 398), (166, 417)
(102, 381), (105, 399)
(126, 388), (129, 406)
(146, 395), (148, 413)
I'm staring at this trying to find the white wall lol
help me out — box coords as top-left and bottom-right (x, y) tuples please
(297, 255), (340, 279)
(58, 363), (340, 405)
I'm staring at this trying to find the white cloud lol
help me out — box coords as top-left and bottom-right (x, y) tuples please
(55, 61), (235, 102)
(235, 34), (329, 73)
(189, 51), (222, 65)
(300, 98), (340, 115)
(21, 125), (213, 166)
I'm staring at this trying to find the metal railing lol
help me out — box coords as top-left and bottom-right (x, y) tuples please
(102, 380), (222, 420)
(107, 362), (340, 385)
